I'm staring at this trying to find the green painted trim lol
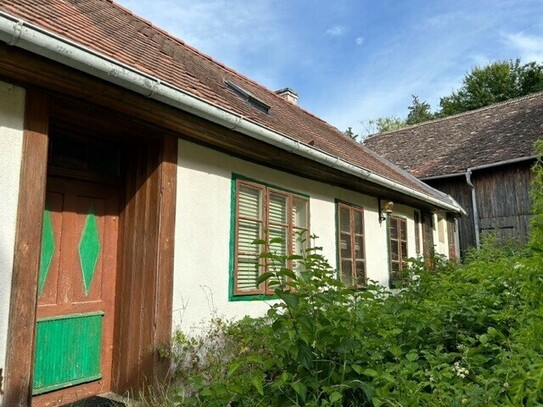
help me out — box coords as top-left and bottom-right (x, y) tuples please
(228, 176), (236, 301)
(38, 209), (55, 296)
(334, 199), (340, 280)
(37, 311), (105, 323)
(228, 173), (309, 301)
(32, 374), (102, 396)
(79, 207), (101, 295)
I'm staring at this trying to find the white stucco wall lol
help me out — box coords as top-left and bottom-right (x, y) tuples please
(173, 139), (438, 332)
(0, 81), (25, 398)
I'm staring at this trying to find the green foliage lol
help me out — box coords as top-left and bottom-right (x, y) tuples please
(406, 95), (434, 125)
(371, 116), (407, 133)
(160, 228), (543, 406)
(439, 59), (543, 116)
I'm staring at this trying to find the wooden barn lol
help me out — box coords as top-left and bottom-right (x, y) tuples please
(0, 1), (463, 405)
(365, 92), (543, 257)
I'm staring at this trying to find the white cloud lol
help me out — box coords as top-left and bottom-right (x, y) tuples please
(503, 32), (543, 62)
(326, 26), (345, 37)
(355, 36), (364, 46)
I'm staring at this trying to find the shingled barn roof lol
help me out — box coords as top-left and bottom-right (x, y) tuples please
(364, 92), (543, 179)
(0, 0), (461, 210)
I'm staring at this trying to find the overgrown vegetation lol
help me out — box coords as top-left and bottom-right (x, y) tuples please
(150, 142), (543, 406)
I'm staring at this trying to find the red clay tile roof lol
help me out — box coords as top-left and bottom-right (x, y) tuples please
(364, 92), (543, 179)
(0, 0), (451, 203)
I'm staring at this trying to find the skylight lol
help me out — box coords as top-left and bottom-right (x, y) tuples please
(224, 80), (270, 114)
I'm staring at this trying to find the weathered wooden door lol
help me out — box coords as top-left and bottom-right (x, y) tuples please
(33, 176), (119, 405)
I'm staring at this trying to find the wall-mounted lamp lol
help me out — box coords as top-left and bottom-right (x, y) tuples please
(379, 199), (394, 223)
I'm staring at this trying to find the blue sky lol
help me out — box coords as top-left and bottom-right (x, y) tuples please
(115, 0), (543, 136)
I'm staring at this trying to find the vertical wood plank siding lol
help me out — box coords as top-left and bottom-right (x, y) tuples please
(473, 164), (534, 244)
(4, 91), (49, 407)
(113, 135), (177, 394)
(427, 162), (534, 256)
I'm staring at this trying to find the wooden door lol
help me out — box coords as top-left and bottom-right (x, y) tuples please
(33, 176), (119, 406)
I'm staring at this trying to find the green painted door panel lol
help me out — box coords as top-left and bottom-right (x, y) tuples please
(33, 313), (104, 395)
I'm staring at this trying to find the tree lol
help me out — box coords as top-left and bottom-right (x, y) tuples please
(406, 95), (434, 125)
(373, 116), (406, 133)
(439, 59), (543, 116)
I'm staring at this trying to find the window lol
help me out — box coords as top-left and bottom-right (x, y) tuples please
(389, 216), (407, 287)
(233, 178), (309, 297)
(337, 203), (366, 287)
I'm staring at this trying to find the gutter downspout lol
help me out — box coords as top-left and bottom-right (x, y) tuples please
(0, 12), (464, 214)
(465, 169), (480, 249)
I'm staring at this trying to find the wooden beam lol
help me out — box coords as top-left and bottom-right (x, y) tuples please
(153, 135), (177, 384)
(4, 90), (49, 407)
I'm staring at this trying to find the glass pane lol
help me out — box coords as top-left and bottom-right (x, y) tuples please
(355, 261), (366, 286)
(51, 137), (88, 170)
(354, 210), (364, 235)
(340, 233), (351, 258)
(339, 207), (350, 232)
(237, 255), (260, 291)
(391, 261), (400, 272)
(341, 260), (353, 286)
(355, 235), (364, 260)
(400, 220), (407, 241)
(390, 219), (398, 239)
(293, 198), (308, 228)
(239, 185), (262, 219)
(400, 241), (408, 262)
(390, 241), (399, 261)
(238, 220), (261, 254)
(269, 193), (287, 224)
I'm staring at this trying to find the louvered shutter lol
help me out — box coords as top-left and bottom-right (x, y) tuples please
(235, 184), (264, 293)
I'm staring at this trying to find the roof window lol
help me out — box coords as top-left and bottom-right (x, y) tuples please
(224, 80), (270, 114)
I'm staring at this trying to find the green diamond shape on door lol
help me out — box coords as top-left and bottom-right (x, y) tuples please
(79, 209), (101, 295)
(38, 210), (55, 296)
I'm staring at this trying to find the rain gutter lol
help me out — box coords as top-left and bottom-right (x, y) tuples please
(0, 11), (464, 213)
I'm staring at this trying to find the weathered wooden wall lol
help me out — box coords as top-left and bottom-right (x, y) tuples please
(474, 163), (534, 245)
(427, 161), (534, 257)
(113, 135), (177, 394)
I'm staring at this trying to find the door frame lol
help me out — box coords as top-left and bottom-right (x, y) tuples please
(3, 92), (177, 406)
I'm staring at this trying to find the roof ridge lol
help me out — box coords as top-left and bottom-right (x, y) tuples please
(368, 90), (543, 138)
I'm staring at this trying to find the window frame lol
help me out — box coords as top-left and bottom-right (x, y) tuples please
(388, 215), (408, 287)
(336, 201), (367, 288)
(231, 175), (309, 300)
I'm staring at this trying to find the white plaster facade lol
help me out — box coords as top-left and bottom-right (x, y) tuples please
(0, 81), (25, 399)
(173, 139), (449, 332)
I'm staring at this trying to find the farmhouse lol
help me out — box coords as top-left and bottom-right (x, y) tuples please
(0, 1), (462, 405)
(364, 92), (543, 257)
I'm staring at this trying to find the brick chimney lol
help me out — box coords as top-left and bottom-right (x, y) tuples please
(275, 88), (298, 105)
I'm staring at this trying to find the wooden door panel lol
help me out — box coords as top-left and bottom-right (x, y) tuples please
(33, 177), (119, 402)
(37, 192), (64, 307)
